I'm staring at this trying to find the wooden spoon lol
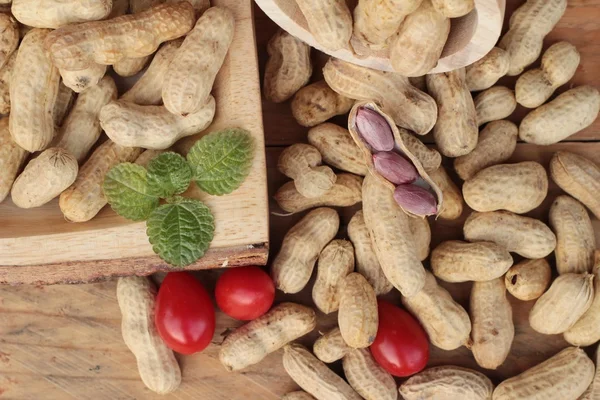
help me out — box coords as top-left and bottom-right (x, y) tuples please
(254, 0), (506, 74)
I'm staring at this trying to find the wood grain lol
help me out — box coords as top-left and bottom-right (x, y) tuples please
(0, 0), (270, 284)
(1, 0), (600, 398)
(254, 0), (505, 74)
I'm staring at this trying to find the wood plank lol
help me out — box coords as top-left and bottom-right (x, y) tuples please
(256, 1), (600, 146)
(1, 141), (599, 399)
(0, 0), (270, 284)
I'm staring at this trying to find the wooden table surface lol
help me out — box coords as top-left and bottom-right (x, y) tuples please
(1, 1), (600, 399)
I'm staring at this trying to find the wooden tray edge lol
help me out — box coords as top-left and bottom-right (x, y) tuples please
(0, 242), (269, 285)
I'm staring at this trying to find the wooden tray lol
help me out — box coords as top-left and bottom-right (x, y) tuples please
(0, 0), (270, 285)
(254, 0), (506, 73)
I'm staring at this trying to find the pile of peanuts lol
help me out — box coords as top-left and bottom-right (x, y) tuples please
(291, 0), (474, 77)
(252, 0), (600, 399)
(0, 0), (234, 223)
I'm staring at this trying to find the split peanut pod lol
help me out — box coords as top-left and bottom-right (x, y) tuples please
(348, 101), (443, 218)
(219, 302), (316, 371)
(492, 347), (593, 400)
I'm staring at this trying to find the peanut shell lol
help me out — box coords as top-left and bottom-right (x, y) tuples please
(492, 347), (593, 400)
(338, 273), (378, 349)
(362, 173), (426, 297)
(464, 211), (556, 259)
(550, 195), (596, 275)
(312, 240), (354, 314)
(271, 208), (339, 294)
(470, 278), (514, 370)
(550, 151), (600, 219)
(431, 240), (513, 283)
(529, 273), (594, 335)
(307, 123), (367, 176)
(219, 303), (316, 371)
(463, 161), (548, 214)
(505, 259), (551, 301)
(402, 271), (471, 350)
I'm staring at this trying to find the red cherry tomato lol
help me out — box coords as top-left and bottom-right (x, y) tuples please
(155, 272), (215, 355)
(215, 266), (275, 320)
(370, 299), (429, 377)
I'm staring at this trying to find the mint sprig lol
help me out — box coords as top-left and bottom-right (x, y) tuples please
(147, 197), (215, 267)
(102, 128), (254, 267)
(147, 152), (192, 198)
(187, 128), (255, 196)
(103, 163), (159, 221)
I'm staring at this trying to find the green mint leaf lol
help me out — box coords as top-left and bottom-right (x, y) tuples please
(103, 163), (159, 221)
(187, 128), (255, 196)
(146, 197), (215, 267)
(146, 152), (192, 198)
